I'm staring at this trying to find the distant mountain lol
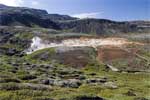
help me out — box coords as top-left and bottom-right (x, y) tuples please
(0, 4), (8, 8)
(0, 4), (61, 29)
(47, 14), (78, 22)
(0, 4), (150, 34)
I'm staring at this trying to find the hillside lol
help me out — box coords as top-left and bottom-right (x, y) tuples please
(0, 4), (150, 100)
(0, 25), (150, 100)
(0, 4), (150, 34)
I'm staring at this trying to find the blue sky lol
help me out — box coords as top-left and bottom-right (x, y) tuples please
(0, 0), (149, 21)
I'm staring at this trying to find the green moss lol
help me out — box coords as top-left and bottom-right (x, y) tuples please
(1, 40), (150, 100)
(14, 32), (34, 40)
(25, 48), (56, 63)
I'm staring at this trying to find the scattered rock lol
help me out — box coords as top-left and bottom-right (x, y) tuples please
(86, 78), (107, 84)
(103, 82), (118, 89)
(134, 97), (149, 100)
(23, 62), (31, 66)
(68, 79), (82, 88)
(0, 78), (21, 83)
(78, 75), (86, 80)
(75, 96), (105, 100)
(41, 79), (51, 85)
(89, 73), (97, 76)
(21, 83), (52, 90)
(55, 79), (82, 88)
(32, 97), (54, 100)
(105, 64), (119, 72)
(19, 74), (37, 80)
(30, 64), (38, 68)
(41, 79), (82, 88)
(124, 90), (137, 96)
(6, 48), (18, 56)
(11, 63), (19, 67)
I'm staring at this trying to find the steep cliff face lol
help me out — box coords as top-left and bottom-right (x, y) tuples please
(58, 19), (142, 34)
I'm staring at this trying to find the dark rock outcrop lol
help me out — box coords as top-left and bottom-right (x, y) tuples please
(75, 96), (105, 100)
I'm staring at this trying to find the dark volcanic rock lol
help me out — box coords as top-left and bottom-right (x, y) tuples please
(41, 79), (82, 88)
(0, 47), (19, 56)
(7, 48), (18, 56)
(75, 96), (105, 100)
(134, 97), (149, 100)
(86, 78), (107, 84)
(124, 90), (137, 96)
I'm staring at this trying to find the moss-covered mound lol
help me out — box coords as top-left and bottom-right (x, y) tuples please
(27, 47), (97, 68)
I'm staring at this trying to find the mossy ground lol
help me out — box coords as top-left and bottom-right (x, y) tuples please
(0, 54), (150, 100)
(0, 32), (150, 100)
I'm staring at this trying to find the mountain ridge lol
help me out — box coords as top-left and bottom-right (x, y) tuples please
(0, 4), (150, 34)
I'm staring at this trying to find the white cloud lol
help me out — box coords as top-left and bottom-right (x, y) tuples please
(72, 12), (103, 19)
(31, 1), (39, 6)
(0, 0), (24, 6)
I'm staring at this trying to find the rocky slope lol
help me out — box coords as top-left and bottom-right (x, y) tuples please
(0, 31), (150, 100)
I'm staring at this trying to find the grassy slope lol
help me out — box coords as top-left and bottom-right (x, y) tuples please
(0, 31), (150, 100)
(0, 53), (150, 100)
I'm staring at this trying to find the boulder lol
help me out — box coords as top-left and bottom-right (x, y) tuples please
(41, 79), (82, 88)
(124, 90), (137, 96)
(103, 82), (118, 89)
(86, 78), (107, 84)
(55, 79), (82, 88)
(75, 96), (105, 100)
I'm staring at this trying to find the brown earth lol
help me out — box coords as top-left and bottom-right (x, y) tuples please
(55, 49), (96, 68)
(97, 44), (150, 72)
(97, 45), (134, 62)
